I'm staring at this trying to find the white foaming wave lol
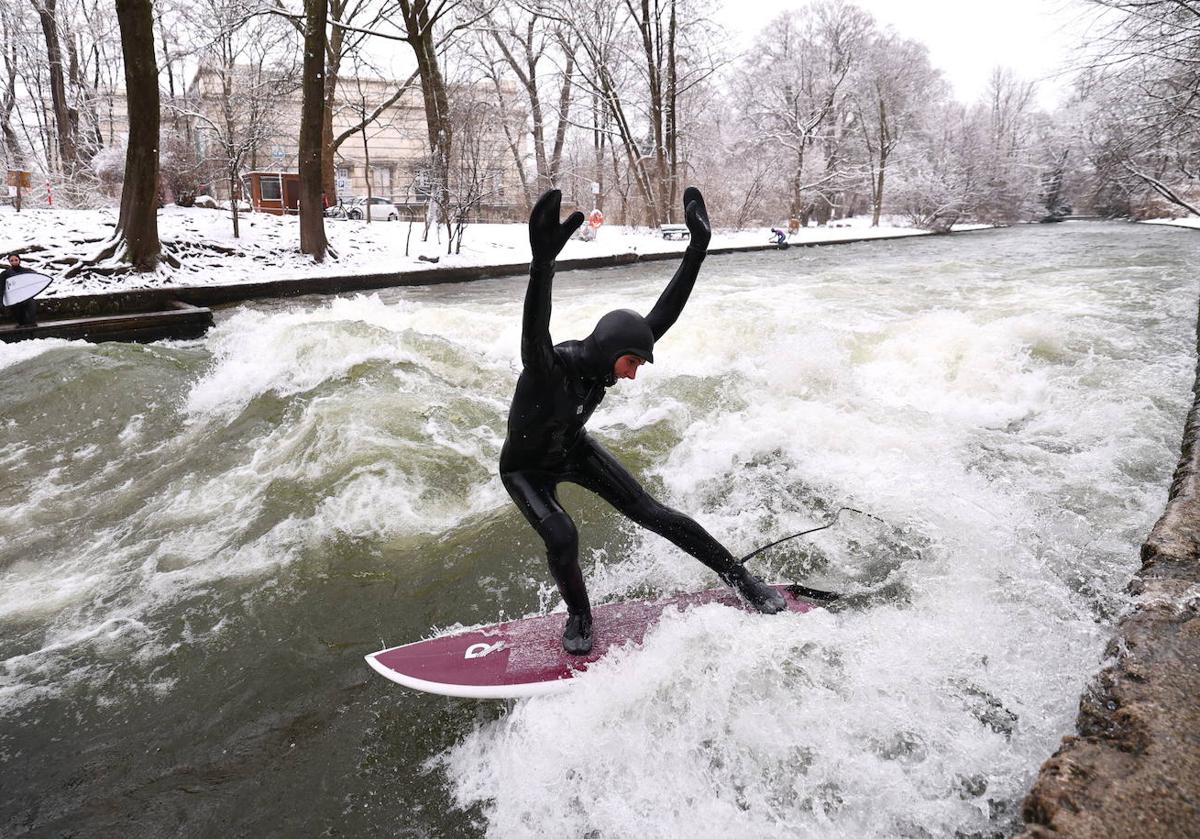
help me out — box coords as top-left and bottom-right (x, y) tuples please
(0, 562), (112, 623)
(0, 337), (73, 370)
(438, 254), (1168, 837)
(0, 611), (172, 711)
(0, 465), (71, 550)
(145, 398), (502, 581)
(852, 310), (1052, 428)
(440, 594), (1096, 839)
(304, 463), (507, 544)
(0, 328), (513, 710)
(117, 413), (146, 445)
(185, 296), (430, 420)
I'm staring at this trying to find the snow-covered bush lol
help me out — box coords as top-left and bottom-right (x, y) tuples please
(890, 167), (965, 233)
(90, 143), (126, 188)
(161, 133), (212, 207)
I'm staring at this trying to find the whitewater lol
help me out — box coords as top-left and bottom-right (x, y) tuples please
(1, 222), (1196, 837)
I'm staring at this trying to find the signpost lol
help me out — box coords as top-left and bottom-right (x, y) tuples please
(6, 170), (31, 212)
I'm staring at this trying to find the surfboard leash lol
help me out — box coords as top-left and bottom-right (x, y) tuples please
(736, 506), (886, 566)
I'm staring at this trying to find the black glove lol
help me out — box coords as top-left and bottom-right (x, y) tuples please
(529, 189), (584, 266)
(683, 186), (711, 251)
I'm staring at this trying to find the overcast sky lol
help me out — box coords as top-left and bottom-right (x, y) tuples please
(713, 0), (1096, 109)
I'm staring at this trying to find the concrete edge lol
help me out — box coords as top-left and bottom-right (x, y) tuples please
(36, 229), (967, 319)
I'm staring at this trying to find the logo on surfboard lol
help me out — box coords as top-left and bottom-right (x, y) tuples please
(464, 641), (505, 660)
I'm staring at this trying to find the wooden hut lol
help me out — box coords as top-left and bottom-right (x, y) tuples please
(244, 171), (300, 215)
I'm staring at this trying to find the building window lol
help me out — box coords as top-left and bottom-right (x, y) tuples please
(260, 176), (282, 201)
(413, 168), (432, 200)
(371, 165), (393, 196)
(335, 166), (351, 199)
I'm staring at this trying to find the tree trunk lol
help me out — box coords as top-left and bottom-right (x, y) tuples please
(401, 0), (452, 230)
(157, 4), (179, 130)
(35, 0), (78, 174)
(789, 148), (807, 219)
(299, 0), (329, 260)
(362, 103), (372, 222)
(2, 41), (24, 166)
(221, 44), (240, 237)
(635, 0), (668, 224)
(550, 42), (575, 188)
(320, 4), (346, 204)
(66, 34), (100, 159)
(520, 25), (550, 192)
(872, 99), (889, 226)
(872, 157), (885, 227)
(114, 0), (161, 271)
(591, 86), (606, 212)
(229, 170), (241, 238)
(666, 0), (679, 220)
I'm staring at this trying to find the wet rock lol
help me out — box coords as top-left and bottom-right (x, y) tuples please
(949, 678), (1019, 739)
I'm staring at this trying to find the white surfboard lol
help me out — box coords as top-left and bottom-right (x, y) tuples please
(3, 271), (53, 307)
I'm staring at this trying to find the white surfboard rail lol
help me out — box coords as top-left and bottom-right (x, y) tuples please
(365, 651), (574, 699)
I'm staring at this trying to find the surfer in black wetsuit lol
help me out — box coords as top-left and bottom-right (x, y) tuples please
(501, 188), (786, 655)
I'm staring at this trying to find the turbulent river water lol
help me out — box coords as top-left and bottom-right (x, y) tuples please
(2, 222), (1198, 838)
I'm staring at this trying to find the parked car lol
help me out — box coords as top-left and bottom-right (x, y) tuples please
(345, 196), (399, 221)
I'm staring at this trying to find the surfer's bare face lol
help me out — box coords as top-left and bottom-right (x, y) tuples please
(614, 354), (645, 381)
(6, 255), (17, 268)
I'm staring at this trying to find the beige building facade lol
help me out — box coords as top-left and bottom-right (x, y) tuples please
(187, 67), (525, 218)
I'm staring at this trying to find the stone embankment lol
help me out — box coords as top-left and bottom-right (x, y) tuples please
(1017, 312), (1200, 837)
(35, 231), (935, 319)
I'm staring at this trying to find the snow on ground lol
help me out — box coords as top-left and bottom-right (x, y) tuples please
(1143, 216), (1200, 231)
(0, 204), (931, 298)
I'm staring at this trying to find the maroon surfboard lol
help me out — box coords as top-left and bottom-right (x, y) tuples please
(365, 584), (829, 699)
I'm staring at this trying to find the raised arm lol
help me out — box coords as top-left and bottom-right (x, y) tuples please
(521, 189), (584, 371)
(645, 187), (712, 340)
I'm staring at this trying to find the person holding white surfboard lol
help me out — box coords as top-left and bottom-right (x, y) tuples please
(1, 254), (45, 327)
(500, 188), (785, 656)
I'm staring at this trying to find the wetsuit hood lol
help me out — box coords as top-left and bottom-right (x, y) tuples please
(581, 309), (655, 385)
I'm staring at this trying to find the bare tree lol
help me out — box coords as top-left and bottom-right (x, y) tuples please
(736, 1), (872, 225)
(975, 67), (1040, 222)
(341, 57), (407, 222)
(169, 0), (294, 236)
(443, 82), (509, 252)
(320, 0), (404, 203)
(33, 0), (80, 175)
(1, 6), (28, 169)
(467, 3), (576, 209)
(853, 33), (939, 226)
(1074, 0), (1200, 216)
(889, 100), (976, 232)
(536, 0), (721, 226)
(388, 0), (478, 230)
(328, 67), (421, 196)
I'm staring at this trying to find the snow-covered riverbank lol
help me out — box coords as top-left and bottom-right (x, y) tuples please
(1142, 216), (1200, 232)
(0, 204), (936, 298)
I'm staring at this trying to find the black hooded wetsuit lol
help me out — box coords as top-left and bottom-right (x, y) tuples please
(499, 245), (741, 619)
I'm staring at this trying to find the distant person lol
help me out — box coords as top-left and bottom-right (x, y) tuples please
(1, 254), (38, 327)
(500, 188), (785, 656)
(770, 227), (786, 245)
